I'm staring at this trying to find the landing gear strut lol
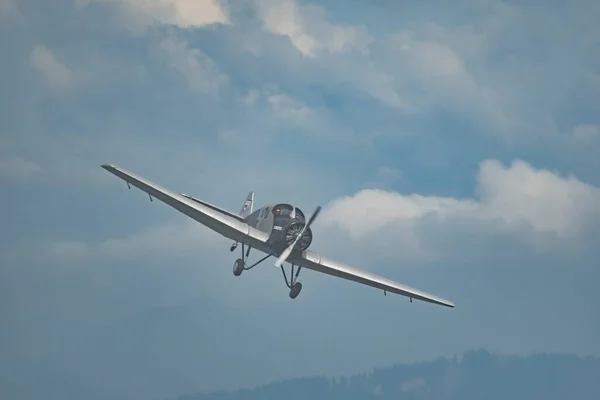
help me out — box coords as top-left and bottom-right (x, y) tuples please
(231, 243), (303, 299)
(232, 243), (273, 277)
(281, 263), (302, 299)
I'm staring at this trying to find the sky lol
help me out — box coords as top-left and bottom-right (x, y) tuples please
(1, 0), (600, 399)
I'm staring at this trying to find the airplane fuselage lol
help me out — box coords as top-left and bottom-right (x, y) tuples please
(244, 203), (313, 253)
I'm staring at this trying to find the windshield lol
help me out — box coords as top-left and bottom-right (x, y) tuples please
(272, 204), (305, 221)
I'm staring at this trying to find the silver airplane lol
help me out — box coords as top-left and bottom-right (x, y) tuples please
(101, 164), (454, 308)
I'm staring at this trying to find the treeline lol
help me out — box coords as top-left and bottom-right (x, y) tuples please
(176, 349), (600, 400)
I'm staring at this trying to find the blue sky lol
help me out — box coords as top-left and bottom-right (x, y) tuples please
(1, 0), (600, 399)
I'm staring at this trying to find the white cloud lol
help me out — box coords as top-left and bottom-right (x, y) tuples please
(476, 160), (600, 238)
(244, 0), (417, 112)
(346, 59), (416, 112)
(30, 45), (73, 87)
(371, 30), (508, 129)
(76, 0), (229, 29)
(152, 34), (227, 93)
(322, 189), (476, 241)
(252, 0), (596, 147)
(417, 4), (598, 145)
(255, 1), (508, 119)
(257, 0), (371, 58)
(322, 159), (600, 245)
(71, 2), (229, 96)
(47, 218), (222, 265)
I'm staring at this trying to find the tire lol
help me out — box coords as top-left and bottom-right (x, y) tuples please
(289, 282), (302, 299)
(233, 258), (244, 276)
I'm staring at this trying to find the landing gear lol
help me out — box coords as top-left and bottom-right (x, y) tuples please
(280, 263), (303, 299)
(289, 282), (302, 299)
(232, 243), (273, 277)
(233, 258), (244, 276)
(230, 243), (304, 299)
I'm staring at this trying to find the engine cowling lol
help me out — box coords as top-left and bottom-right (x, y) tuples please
(281, 221), (313, 251)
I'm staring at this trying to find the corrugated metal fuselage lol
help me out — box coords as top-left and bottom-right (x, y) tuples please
(244, 203), (313, 253)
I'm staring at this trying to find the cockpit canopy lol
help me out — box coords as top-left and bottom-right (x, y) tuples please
(272, 203), (306, 221)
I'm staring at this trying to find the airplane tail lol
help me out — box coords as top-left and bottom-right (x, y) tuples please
(239, 191), (254, 219)
(230, 191), (254, 253)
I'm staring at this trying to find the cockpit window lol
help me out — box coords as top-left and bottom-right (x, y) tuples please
(295, 208), (306, 221)
(273, 204), (293, 216)
(272, 204), (305, 220)
(260, 207), (270, 219)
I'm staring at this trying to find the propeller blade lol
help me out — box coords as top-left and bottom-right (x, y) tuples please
(274, 242), (296, 268)
(274, 206), (321, 268)
(305, 205), (321, 228)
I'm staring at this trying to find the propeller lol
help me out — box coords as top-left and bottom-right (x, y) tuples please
(274, 205), (321, 268)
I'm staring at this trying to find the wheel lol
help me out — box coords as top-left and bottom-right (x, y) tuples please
(289, 282), (302, 299)
(233, 258), (244, 276)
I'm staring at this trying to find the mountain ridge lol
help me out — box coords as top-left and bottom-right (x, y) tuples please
(175, 349), (600, 400)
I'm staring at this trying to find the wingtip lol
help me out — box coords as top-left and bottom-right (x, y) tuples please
(101, 164), (119, 172)
(431, 297), (455, 308)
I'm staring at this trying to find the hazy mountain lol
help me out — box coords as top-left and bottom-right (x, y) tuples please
(177, 349), (600, 400)
(4, 295), (600, 400)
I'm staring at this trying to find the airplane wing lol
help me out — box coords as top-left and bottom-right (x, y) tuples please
(101, 165), (270, 249)
(180, 193), (244, 222)
(291, 250), (455, 308)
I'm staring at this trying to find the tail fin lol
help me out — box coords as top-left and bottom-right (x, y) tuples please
(239, 191), (254, 219)
(230, 191), (255, 253)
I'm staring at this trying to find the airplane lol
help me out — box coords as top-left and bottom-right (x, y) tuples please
(101, 164), (455, 308)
